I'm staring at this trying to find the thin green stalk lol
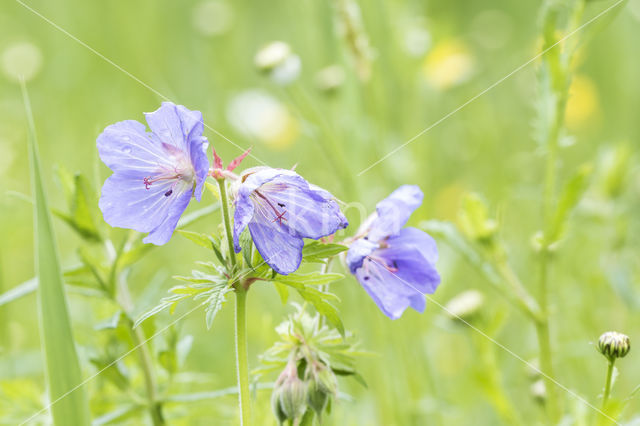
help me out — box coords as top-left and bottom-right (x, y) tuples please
(116, 272), (164, 426)
(235, 288), (251, 425)
(217, 178), (237, 269)
(217, 178), (251, 425)
(602, 360), (615, 410)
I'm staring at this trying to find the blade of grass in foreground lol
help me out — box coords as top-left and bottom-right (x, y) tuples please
(23, 82), (91, 426)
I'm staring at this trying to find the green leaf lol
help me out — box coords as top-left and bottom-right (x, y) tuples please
(276, 272), (344, 287)
(118, 243), (154, 270)
(54, 168), (102, 242)
(546, 164), (592, 244)
(133, 296), (181, 329)
(204, 285), (231, 329)
(275, 279), (344, 335)
(176, 202), (221, 228)
(23, 82), (91, 425)
(177, 230), (216, 250)
(302, 242), (348, 263)
(458, 193), (498, 242)
(274, 282), (289, 304)
(0, 278), (37, 307)
(92, 404), (143, 426)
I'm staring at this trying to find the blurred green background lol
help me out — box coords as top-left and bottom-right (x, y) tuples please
(1, 0), (639, 424)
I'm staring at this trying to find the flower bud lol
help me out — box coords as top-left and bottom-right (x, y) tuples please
(307, 366), (337, 417)
(530, 379), (546, 404)
(271, 362), (308, 423)
(254, 41), (300, 85)
(597, 331), (630, 362)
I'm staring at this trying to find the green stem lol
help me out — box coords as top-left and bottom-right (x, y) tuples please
(602, 360), (615, 410)
(235, 288), (252, 425)
(130, 323), (165, 426)
(117, 273), (165, 426)
(217, 177), (251, 424)
(217, 178), (238, 268)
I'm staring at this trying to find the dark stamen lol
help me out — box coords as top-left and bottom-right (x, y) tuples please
(164, 189), (173, 197)
(278, 202), (285, 208)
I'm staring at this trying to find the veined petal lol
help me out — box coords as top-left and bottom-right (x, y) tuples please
(99, 171), (181, 233)
(368, 185), (423, 242)
(97, 120), (170, 173)
(355, 258), (425, 320)
(248, 214), (304, 275)
(144, 102), (201, 154)
(233, 187), (255, 252)
(259, 174), (348, 239)
(190, 135), (209, 202)
(144, 189), (193, 245)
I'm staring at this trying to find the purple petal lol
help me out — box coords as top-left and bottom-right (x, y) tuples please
(381, 227), (440, 294)
(354, 259), (425, 320)
(144, 102), (202, 153)
(233, 186), (255, 252)
(190, 135), (209, 202)
(248, 213), (304, 275)
(143, 189), (193, 245)
(258, 173), (348, 239)
(99, 171), (176, 233)
(367, 185), (423, 242)
(97, 120), (171, 174)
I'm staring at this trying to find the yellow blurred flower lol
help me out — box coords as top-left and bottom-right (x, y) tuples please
(422, 39), (475, 90)
(565, 74), (600, 131)
(226, 90), (299, 150)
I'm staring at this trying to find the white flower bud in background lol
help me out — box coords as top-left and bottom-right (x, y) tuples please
(530, 379), (546, 404)
(2, 41), (43, 83)
(315, 65), (345, 94)
(597, 331), (630, 363)
(192, 1), (234, 37)
(254, 41), (301, 86)
(444, 290), (484, 323)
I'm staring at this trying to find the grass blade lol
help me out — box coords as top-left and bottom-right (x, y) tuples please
(23, 82), (91, 425)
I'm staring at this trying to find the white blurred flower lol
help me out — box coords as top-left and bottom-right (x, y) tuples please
(401, 17), (432, 57)
(227, 90), (298, 149)
(444, 290), (484, 321)
(315, 65), (345, 92)
(192, 1), (234, 37)
(2, 41), (43, 82)
(254, 41), (301, 85)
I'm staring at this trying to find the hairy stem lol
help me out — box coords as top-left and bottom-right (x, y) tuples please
(217, 178), (238, 268)
(217, 178), (251, 424)
(235, 288), (252, 425)
(602, 360), (615, 410)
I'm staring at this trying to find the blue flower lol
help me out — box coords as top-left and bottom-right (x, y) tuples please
(346, 185), (440, 319)
(97, 102), (209, 245)
(233, 167), (348, 275)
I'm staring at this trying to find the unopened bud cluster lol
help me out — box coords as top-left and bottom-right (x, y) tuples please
(271, 359), (338, 424)
(597, 331), (630, 362)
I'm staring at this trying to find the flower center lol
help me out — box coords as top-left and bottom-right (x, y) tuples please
(143, 156), (195, 196)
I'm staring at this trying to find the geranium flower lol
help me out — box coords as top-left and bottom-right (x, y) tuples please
(97, 102), (209, 245)
(346, 185), (440, 319)
(233, 167), (348, 275)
